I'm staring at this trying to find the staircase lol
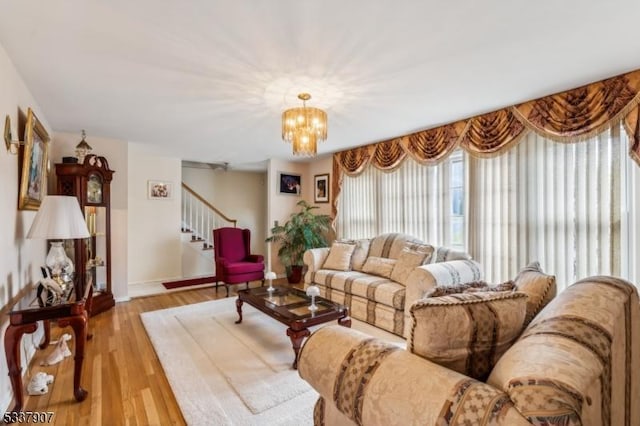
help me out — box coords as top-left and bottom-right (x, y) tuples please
(178, 182), (237, 282)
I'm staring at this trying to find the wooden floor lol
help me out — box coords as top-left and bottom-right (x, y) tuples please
(13, 281), (276, 425)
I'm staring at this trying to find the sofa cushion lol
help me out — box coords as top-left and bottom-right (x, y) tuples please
(362, 256), (396, 279)
(390, 246), (434, 285)
(322, 242), (356, 271)
(409, 291), (527, 381)
(513, 261), (556, 326)
(368, 233), (423, 259)
(312, 270), (406, 310)
(350, 239), (371, 271)
(225, 261), (266, 274)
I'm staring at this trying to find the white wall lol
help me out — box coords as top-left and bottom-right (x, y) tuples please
(182, 167), (267, 256)
(127, 142), (182, 284)
(50, 133), (129, 301)
(266, 159), (320, 275)
(0, 41), (51, 414)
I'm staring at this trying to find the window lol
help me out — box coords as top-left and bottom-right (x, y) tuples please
(337, 153), (465, 248)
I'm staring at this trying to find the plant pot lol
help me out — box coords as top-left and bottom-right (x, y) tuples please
(287, 265), (303, 284)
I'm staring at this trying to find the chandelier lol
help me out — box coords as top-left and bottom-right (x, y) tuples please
(281, 93), (327, 156)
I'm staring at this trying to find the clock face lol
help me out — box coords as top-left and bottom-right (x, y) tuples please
(87, 174), (103, 203)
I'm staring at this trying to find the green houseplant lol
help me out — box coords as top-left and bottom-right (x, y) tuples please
(266, 200), (332, 283)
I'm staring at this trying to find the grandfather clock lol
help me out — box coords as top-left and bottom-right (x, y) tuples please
(56, 154), (115, 315)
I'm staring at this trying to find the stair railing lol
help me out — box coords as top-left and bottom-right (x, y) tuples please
(181, 182), (237, 248)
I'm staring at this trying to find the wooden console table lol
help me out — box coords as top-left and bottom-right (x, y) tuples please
(4, 283), (93, 414)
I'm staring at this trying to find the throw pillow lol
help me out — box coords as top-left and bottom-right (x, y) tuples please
(514, 261), (557, 326)
(390, 246), (434, 285)
(350, 239), (371, 271)
(322, 242), (357, 271)
(426, 280), (515, 297)
(338, 238), (371, 272)
(362, 256), (397, 279)
(409, 291), (527, 381)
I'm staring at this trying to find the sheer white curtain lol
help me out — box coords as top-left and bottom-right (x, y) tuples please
(337, 156), (455, 246)
(468, 125), (630, 289)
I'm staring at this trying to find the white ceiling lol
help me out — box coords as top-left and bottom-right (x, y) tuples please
(2, 0), (640, 170)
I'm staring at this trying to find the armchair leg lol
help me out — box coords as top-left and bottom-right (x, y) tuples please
(246, 282), (249, 290)
(225, 284), (229, 297)
(261, 279), (265, 287)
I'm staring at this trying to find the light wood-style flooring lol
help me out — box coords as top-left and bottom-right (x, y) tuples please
(13, 281), (276, 425)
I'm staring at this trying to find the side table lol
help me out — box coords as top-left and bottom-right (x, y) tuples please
(4, 283), (93, 414)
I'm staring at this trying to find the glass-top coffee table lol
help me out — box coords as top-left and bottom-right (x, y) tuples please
(235, 285), (351, 369)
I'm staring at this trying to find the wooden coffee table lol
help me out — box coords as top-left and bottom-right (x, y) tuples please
(235, 286), (351, 369)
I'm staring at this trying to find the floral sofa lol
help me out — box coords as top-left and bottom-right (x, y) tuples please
(299, 274), (640, 426)
(303, 233), (482, 337)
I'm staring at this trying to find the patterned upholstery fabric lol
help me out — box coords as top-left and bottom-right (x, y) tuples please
(410, 292), (527, 380)
(323, 242), (357, 271)
(305, 236), (478, 337)
(300, 276), (640, 426)
(426, 280), (515, 297)
(299, 325), (531, 426)
(362, 256), (396, 279)
(367, 233), (421, 259)
(488, 276), (640, 426)
(340, 239), (371, 272)
(390, 246), (434, 285)
(313, 271), (406, 336)
(513, 261), (556, 326)
(430, 246), (472, 263)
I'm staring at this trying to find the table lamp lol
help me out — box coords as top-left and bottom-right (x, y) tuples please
(27, 196), (90, 286)
(265, 271), (277, 293)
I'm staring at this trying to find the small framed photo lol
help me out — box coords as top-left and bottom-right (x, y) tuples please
(148, 180), (173, 199)
(278, 172), (301, 195)
(314, 174), (330, 203)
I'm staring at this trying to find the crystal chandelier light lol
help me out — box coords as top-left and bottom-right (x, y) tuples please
(281, 93), (327, 156)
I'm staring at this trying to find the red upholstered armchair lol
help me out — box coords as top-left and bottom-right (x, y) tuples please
(213, 227), (265, 296)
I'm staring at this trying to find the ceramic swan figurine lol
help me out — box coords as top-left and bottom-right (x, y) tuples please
(40, 333), (73, 366)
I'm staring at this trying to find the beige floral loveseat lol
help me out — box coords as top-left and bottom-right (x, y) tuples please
(303, 233), (482, 337)
(299, 274), (640, 426)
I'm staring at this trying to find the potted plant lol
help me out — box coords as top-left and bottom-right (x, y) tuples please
(266, 200), (331, 283)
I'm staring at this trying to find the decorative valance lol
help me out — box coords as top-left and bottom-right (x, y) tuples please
(332, 69), (640, 219)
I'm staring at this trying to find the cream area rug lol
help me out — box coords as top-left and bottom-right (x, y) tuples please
(141, 296), (405, 426)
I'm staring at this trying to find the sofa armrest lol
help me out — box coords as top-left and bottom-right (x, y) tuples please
(299, 325), (528, 426)
(403, 259), (482, 336)
(303, 247), (330, 274)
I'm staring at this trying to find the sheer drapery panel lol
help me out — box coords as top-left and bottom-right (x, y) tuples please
(337, 157), (455, 246)
(468, 127), (627, 289)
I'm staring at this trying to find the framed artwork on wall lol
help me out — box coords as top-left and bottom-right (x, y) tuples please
(314, 174), (329, 203)
(278, 172), (301, 195)
(148, 180), (173, 199)
(18, 108), (50, 210)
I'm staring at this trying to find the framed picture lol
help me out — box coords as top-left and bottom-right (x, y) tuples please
(278, 172), (301, 195)
(148, 180), (173, 199)
(18, 108), (50, 210)
(314, 174), (330, 203)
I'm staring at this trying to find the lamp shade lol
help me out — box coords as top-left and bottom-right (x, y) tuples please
(27, 195), (90, 239)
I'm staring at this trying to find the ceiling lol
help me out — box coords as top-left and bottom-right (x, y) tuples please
(2, 1), (640, 170)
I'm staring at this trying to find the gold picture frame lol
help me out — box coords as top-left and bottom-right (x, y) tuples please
(4, 115), (12, 151)
(18, 108), (50, 210)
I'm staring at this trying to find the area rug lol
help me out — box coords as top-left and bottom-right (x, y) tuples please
(141, 297), (404, 426)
